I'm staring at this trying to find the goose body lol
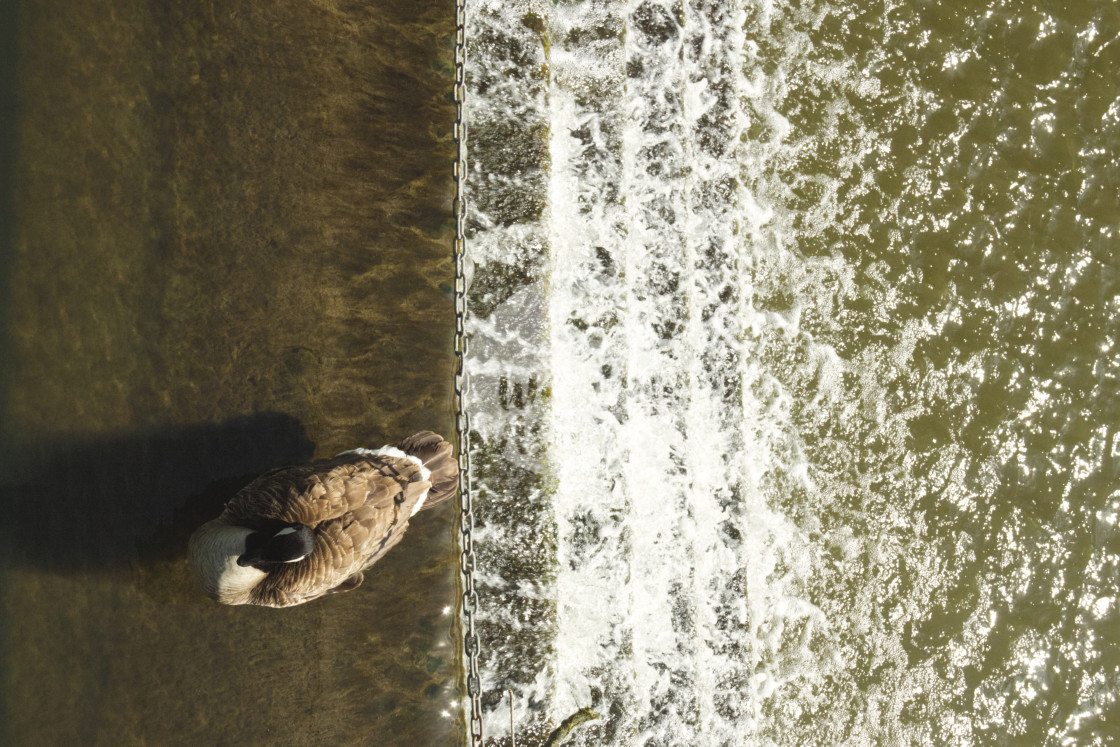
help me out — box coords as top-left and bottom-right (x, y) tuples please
(189, 431), (457, 608)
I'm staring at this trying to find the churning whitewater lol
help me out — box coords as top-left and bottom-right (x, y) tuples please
(463, 0), (1120, 745)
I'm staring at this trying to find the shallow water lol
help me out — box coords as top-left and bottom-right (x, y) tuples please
(2, 0), (462, 744)
(464, 1), (1120, 745)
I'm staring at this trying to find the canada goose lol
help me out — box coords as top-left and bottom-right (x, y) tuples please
(189, 431), (457, 608)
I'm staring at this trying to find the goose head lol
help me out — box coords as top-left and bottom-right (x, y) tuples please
(188, 521), (314, 605)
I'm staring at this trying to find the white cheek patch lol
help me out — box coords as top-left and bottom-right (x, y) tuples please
(274, 527), (297, 537)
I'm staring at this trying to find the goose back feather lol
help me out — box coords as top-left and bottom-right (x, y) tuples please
(188, 430), (457, 608)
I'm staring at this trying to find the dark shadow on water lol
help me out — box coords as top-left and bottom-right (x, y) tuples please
(0, 412), (463, 745)
(0, 411), (313, 739)
(0, 411), (313, 574)
(0, 5), (23, 736)
(0, 0), (16, 463)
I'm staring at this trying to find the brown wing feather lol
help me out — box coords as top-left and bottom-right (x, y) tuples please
(396, 431), (459, 510)
(223, 453), (430, 526)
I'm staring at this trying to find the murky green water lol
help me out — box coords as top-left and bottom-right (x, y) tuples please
(1, 0), (462, 743)
(463, 0), (1120, 744)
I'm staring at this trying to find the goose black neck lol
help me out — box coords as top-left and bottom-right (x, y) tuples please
(237, 524), (314, 567)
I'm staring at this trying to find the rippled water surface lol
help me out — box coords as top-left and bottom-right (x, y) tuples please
(464, 1), (1120, 744)
(2, 0), (461, 744)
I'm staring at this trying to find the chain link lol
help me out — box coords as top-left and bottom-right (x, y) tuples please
(453, 0), (484, 743)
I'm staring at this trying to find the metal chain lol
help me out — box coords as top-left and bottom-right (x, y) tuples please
(452, 0), (484, 743)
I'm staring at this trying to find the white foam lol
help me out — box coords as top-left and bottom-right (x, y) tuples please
(461, 0), (1080, 743)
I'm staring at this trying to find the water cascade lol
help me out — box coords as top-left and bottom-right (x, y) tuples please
(463, 1), (1120, 744)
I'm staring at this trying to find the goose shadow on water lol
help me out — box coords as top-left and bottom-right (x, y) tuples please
(0, 411), (314, 577)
